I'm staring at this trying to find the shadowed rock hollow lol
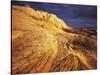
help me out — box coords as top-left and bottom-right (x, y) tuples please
(12, 5), (97, 74)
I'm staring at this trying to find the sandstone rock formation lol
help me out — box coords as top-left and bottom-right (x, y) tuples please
(12, 5), (97, 74)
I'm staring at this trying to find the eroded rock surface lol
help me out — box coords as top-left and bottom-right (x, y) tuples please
(12, 5), (97, 74)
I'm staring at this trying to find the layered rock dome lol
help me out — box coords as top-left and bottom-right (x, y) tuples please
(12, 5), (97, 74)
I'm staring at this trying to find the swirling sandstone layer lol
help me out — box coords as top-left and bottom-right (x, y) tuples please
(12, 5), (97, 74)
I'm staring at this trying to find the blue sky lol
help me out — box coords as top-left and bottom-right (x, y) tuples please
(12, 1), (97, 30)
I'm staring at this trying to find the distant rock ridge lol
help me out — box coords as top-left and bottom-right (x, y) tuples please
(12, 5), (97, 74)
